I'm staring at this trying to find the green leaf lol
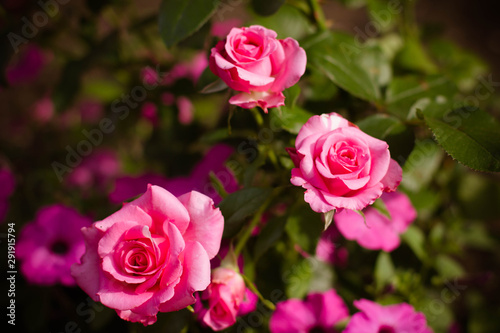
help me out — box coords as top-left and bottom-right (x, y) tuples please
(308, 48), (382, 102)
(219, 187), (273, 238)
(356, 114), (406, 140)
(375, 251), (395, 292)
(395, 37), (438, 74)
(386, 75), (457, 119)
(367, 0), (399, 33)
(401, 140), (444, 192)
(356, 45), (392, 87)
(401, 225), (427, 261)
(435, 254), (465, 280)
(251, 0), (285, 16)
(304, 31), (387, 102)
(283, 257), (314, 299)
(270, 105), (314, 135)
(253, 216), (287, 259)
(250, 4), (313, 40)
(159, 0), (219, 48)
(285, 205), (323, 254)
(422, 106), (500, 172)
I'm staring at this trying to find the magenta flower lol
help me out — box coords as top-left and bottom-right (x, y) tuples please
(109, 144), (238, 205)
(315, 224), (348, 267)
(17, 205), (92, 286)
(6, 44), (46, 85)
(269, 289), (349, 333)
(0, 168), (15, 223)
(72, 185), (224, 325)
(66, 149), (121, 193)
(335, 191), (417, 251)
(344, 299), (432, 333)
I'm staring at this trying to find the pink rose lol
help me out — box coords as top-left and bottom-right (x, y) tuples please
(195, 267), (247, 331)
(71, 185), (224, 326)
(335, 191), (417, 251)
(209, 25), (306, 112)
(344, 299), (432, 333)
(287, 113), (402, 213)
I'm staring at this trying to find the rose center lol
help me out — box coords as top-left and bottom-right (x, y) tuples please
(128, 252), (148, 268)
(50, 240), (69, 255)
(378, 325), (396, 333)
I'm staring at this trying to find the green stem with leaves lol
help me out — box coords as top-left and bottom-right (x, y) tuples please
(307, 0), (328, 31)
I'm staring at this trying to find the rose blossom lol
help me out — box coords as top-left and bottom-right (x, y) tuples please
(72, 185), (224, 325)
(344, 299), (432, 333)
(209, 25), (306, 112)
(17, 205), (92, 286)
(269, 289), (349, 333)
(335, 191), (417, 251)
(195, 267), (247, 331)
(287, 112), (402, 213)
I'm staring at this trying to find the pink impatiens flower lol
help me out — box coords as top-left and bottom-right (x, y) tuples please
(17, 205), (92, 286)
(335, 191), (417, 251)
(209, 25), (306, 112)
(288, 112), (402, 213)
(72, 185), (224, 325)
(344, 299), (432, 333)
(269, 289), (349, 333)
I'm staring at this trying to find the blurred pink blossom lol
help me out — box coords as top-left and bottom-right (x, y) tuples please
(269, 289), (349, 333)
(344, 299), (432, 333)
(17, 204), (92, 286)
(6, 44), (46, 85)
(0, 168), (15, 223)
(32, 96), (54, 124)
(176, 96), (194, 125)
(335, 191), (417, 252)
(315, 223), (348, 267)
(66, 149), (121, 193)
(78, 99), (104, 124)
(140, 101), (159, 126)
(109, 144), (238, 205)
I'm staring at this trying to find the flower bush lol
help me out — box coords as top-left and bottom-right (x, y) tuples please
(2, 0), (500, 332)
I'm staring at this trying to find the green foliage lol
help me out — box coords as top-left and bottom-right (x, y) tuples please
(423, 106), (500, 172)
(219, 187), (273, 238)
(159, 0), (219, 48)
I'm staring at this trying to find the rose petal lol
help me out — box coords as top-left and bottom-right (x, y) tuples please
(229, 91), (284, 113)
(269, 37), (307, 92)
(158, 241), (210, 312)
(177, 191), (224, 259)
(71, 225), (105, 301)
